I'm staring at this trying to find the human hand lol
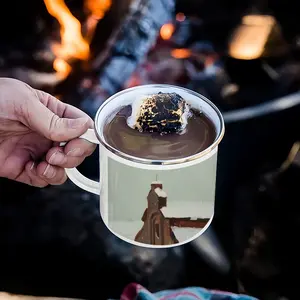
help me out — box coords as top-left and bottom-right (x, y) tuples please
(0, 78), (96, 187)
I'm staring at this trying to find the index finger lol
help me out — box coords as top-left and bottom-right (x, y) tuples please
(36, 89), (94, 126)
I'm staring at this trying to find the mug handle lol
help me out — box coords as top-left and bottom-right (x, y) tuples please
(60, 128), (100, 195)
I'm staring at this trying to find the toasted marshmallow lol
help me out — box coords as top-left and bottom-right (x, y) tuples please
(127, 92), (191, 134)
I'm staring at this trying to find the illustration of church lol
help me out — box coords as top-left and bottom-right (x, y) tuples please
(135, 180), (211, 246)
(135, 181), (179, 245)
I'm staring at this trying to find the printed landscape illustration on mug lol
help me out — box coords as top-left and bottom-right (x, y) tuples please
(135, 178), (210, 246)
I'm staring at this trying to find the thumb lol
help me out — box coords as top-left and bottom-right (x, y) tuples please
(28, 94), (91, 142)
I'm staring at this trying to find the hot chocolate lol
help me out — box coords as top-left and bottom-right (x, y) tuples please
(103, 93), (216, 160)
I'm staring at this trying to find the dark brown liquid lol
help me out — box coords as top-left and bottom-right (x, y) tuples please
(103, 105), (216, 160)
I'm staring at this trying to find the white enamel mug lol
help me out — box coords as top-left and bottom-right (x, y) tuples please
(65, 84), (225, 248)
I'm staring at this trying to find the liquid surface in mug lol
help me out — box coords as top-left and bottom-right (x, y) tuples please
(103, 92), (216, 160)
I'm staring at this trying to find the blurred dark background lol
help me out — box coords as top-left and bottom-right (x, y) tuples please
(1, 0), (300, 299)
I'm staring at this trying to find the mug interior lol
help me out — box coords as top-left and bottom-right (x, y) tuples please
(95, 84), (224, 164)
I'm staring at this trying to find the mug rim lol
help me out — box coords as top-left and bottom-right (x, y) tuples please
(94, 84), (225, 166)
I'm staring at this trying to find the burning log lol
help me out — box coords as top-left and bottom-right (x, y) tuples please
(93, 0), (175, 93)
(43, 0), (113, 79)
(79, 0), (176, 116)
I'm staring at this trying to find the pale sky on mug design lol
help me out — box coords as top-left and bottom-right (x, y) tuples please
(107, 154), (217, 224)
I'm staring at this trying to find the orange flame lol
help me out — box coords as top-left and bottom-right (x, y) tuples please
(85, 0), (111, 19)
(44, 0), (111, 78)
(160, 23), (175, 40)
(84, 0), (112, 43)
(53, 58), (72, 79)
(171, 48), (191, 59)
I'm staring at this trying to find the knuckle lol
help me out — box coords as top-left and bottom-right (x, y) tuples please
(48, 115), (59, 140)
(48, 115), (65, 141)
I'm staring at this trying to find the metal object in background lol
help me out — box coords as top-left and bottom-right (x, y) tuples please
(223, 90), (300, 123)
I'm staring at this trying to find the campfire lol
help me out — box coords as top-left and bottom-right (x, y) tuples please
(43, 0), (111, 80)
(0, 0), (297, 116)
(0, 0), (119, 94)
(0, 0), (175, 112)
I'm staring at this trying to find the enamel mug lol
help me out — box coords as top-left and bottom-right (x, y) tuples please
(65, 84), (225, 248)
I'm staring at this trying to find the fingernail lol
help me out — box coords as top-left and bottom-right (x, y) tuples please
(43, 164), (56, 179)
(30, 162), (37, 175)
(67, 148), (84, 157)
(49, 151), (66, 165)
(70, 118), (89, 129)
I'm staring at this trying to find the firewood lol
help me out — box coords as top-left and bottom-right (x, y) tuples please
(87, 0), (175, 97)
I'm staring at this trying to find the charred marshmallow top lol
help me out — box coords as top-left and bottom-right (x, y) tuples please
(127, 92), (191, 135)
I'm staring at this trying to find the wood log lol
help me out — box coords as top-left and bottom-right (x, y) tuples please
(77, 0), (175, 115)
(94, 0), (175, 94)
